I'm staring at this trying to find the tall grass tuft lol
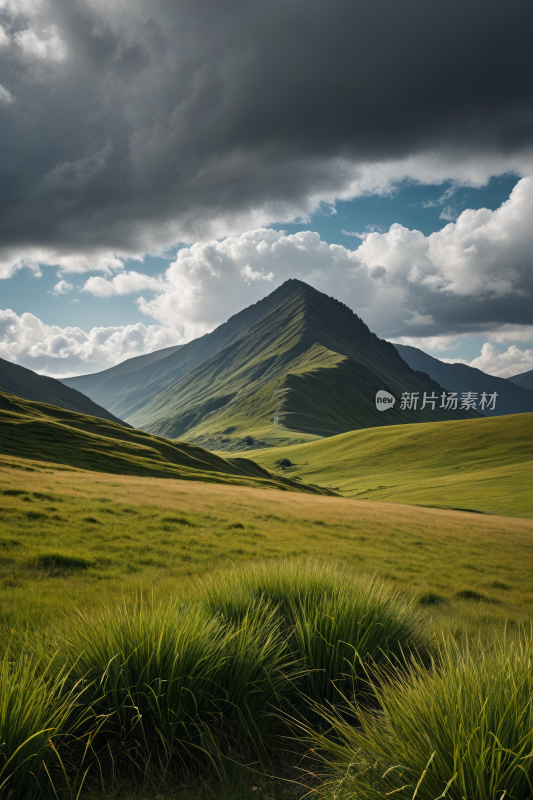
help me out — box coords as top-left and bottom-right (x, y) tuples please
(0, 642), (83, 800)
(38, 598), (298, 780)
(193, 561), (433, 711)
(310, 631), (533, 800)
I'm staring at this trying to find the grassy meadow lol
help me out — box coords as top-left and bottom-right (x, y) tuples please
(0, 452), (532, 636)
(250, 413), (533, 518)
(1, 397), (533, 799)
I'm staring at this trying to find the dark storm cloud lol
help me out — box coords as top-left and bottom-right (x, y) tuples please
(0, 0), (532, 264)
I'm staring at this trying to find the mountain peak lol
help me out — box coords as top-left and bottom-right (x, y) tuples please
(249, 278), (365, 327)
(64, 279), (479, 441)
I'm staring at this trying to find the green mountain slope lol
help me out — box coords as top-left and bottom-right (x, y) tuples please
(61, 286), (303, 420)
(0, 391), (332, 494)
(0, 356), (128, 426)
(128, 280), (478, 441)
(250, 413), (533, 518)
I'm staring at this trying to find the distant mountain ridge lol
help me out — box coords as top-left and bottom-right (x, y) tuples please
(394, 344), (533, 416)
(507, 368), (533, 393)
(64, 280), (478, 440)
(0, 356), (129, 426)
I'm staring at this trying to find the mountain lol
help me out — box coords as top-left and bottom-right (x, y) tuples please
(61, 286), (302, 421)
(73, 279), (476, 442)
(394, 344), (533, 417)
(0, 356), (129, 426)
(508, 368), (533, 393)
(0, 390), (332, 495)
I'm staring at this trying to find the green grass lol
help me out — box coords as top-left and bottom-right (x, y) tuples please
(2, 566), (532, 800)
(0, 452), (532, 637)
(250, 413), (533, 518)
(310, 632), (533, 800)
(192, 561), (433, 712)
(0, 391), (331, 496)
(0, 642), (87, 800)
(32, 599), (297, 781)
(1, 564), (431, 796)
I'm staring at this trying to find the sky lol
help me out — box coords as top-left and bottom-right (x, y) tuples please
(1, 0), (533, 379)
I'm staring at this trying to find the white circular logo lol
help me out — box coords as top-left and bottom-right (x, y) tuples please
(375, 390), (396, 411)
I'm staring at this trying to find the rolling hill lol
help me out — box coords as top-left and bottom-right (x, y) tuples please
(508, 367), (533, 392)
(67, 280), (478, 443)
(0, 390), (332, 494)
(394, 343), (533, 416)
(250, 413), (533, 518)
(0, 356), (129, 426)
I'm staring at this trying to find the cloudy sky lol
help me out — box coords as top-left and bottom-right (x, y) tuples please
(1, 0), (533, 378)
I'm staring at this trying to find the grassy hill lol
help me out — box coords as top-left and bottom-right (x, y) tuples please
(126, 280), (477, 441)
(0, 356), (129, 426)
(0, 391), (332, 495)
(250, 413), (533, 518)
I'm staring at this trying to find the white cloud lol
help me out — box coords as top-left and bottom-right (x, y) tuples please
(0, 246), (124, 279)
(0, 309), (178, 376)
(340, 229), (364, 238)
(344, 176), (533, 338)
(463, 343), (533, 378)
(240, 265), (274, 284)
(83, 229), (372, 335)
(486, 325), (533, 344)
(356, 178), (533, 300)
(0, 84), (14, 104)
(439, 206), (456, 221)
(4, 178), (533, 377)
(77, 178), (533, 348)
(14, 25), (67, 62)
(84, 272), (164, 298)
(51, 279), (73, 296)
